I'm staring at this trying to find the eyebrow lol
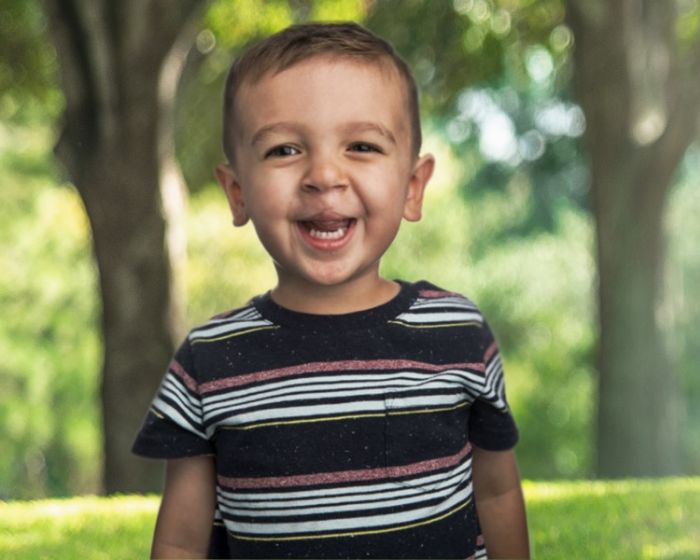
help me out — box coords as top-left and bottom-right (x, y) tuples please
(250, 122), (299, 147)
(250, 121), (398, 147)
(343, 122), (397, 145)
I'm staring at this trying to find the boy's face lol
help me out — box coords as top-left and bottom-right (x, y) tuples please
(217, 56), (434, 302)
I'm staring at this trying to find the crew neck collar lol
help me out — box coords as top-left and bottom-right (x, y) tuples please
(253, 280), (417, 331)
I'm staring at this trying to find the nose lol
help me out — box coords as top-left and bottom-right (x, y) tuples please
(301, 152), (348, 193)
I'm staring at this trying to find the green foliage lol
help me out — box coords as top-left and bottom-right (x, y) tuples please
(185, 187), (276, 323)
(2, 479), (699, 559)
(0, 122), (101, 499)
(677, 0), (700, 50)
(467, 211), (595, 478)
(365, 0), (569, 116)
(0, 0), (57, 104)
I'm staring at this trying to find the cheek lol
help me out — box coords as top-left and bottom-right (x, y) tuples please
(244, 186), (287, 220)
(365, 182), (408, 217)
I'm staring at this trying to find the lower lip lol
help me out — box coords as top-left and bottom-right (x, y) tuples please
(297, 220), (356, 252)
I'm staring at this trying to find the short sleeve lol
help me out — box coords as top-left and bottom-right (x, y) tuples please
(467, 320), (519, 451)
(132, 338), (214, 458)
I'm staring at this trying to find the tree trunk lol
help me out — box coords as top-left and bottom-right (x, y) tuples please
(594, 162), (680, 476)
(567, 0), (700, 477)
(43, 0), (202, 492)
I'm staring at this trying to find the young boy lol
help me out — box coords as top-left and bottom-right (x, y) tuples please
(133, 21), (529, 560)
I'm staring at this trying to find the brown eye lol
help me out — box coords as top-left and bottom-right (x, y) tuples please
(349, 142), (382, 153)
(265, 145), (300, 158)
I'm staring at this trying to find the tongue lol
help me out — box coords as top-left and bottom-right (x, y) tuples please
(307, 219), (350, 231)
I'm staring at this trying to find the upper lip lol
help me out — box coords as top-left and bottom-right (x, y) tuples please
(298, 210), (354, 222)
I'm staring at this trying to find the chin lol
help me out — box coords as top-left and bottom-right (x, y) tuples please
(307, 274), (352, 287)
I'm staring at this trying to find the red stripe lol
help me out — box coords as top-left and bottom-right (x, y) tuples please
(218, 442), (472, 490)
(200, 359), (483, 394)
(169, 360), (199, 394)
(483, 341), (498, 363)
(418, 289), (460, 298)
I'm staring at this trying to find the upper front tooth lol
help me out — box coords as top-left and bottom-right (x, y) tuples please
(310, 227), (346, 239)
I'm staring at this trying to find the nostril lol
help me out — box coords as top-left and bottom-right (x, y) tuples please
(301, 181), (347, 192)
(301, 182), (322, 193)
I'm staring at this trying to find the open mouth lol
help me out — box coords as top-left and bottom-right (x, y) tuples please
(298, 218), (356, 245)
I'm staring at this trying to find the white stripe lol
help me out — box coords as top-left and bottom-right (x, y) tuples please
(162, 373), (201, 410)
(224, 483), (471, 536)
(190, 319), (273, 341)
(482, 357), (508, 409)
(234, 307), (262, 320)
(203, 369), (485, 407)
(394, 311), (482, 324)
(152, 399), (207, 439)
(204, 382), (463, 422)
(211, 393), (466, 431)
(201, 307), (260, 326)
(203, 374), (480, 422)
(160, 383), (202, 426)
(219, 477), (469, 518)
(410, 298), (477, 310)
(218, 462), (472, 510)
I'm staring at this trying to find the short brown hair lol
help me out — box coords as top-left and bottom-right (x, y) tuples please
(222, 21), (422, 162)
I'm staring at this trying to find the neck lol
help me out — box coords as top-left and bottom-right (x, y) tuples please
(271, 276), (400, 315)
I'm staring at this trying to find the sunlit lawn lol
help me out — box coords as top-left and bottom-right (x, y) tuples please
(525, 478), (700, 559)
(0, 495), (156, 559)
(1, 478), (698, 559)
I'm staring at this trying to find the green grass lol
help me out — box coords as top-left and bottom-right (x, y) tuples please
(525, 478), (700, 559)
(0, 495), (156, 559)
(1, 478), (699, 559)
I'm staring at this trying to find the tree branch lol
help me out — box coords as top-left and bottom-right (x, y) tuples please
(642, 20), (700, 207)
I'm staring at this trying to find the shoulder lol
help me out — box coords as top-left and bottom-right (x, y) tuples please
(392, 280), (498, 362)
(400, 280), (483, 322)
(186, 299), (277, 346)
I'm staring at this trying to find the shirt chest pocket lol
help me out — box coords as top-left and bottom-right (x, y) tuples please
(383, 387), (471, 477)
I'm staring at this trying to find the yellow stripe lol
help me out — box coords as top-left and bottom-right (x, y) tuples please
(388, 401), (468, 417)
(191, 325), (279, 345)
(229, 499), (470, 542)
(221, 401), (468, 431)
(221, 411), (388, 431)
(387, 320), (481, 329)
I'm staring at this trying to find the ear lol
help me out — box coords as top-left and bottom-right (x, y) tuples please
(403, 153), (435, 222)
(215, 163), (249, 226)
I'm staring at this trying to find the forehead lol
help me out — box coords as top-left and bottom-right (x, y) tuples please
(233, 56), (410, 141)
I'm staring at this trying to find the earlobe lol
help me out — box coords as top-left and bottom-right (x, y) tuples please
(403, 153), (435, 222)
(215, 163), (249, 226)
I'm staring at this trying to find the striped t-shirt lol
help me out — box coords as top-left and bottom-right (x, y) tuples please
(133, 280), (518, 559)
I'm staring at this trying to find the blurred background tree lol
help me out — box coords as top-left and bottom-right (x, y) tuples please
(567, 0), (700, 477)
(41, 0), (203, 493)
(1, 0), (699, 497)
